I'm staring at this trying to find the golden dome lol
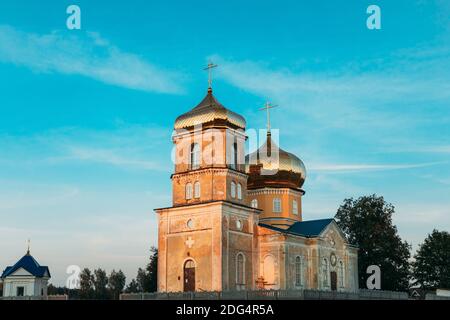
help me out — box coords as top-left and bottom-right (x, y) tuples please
(174, 88), (246, 130)
(246, 133), (306, 190)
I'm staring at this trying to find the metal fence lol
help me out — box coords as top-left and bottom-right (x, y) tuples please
(119, 289), (409, 300)
(0, 295), (68, 301)
(425, 293), (450, 300)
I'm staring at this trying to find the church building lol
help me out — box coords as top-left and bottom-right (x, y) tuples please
(1, 246), (51, 298)
(155, 79), (358, 293)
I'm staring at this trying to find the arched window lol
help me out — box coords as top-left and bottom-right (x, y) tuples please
(295, 256), (303, 286)
(237, 183), (242, 200)
(190, 143), (200, 170)
(185, 183), (193, 200)
(231, 181), (236, 198)
(251, 199), (258, 208)
(236, 253), (245, 290)
(292, 200), (298, 215)
(273, 198), (281, 213)
(339, 261), (345, 288)
(322, 258), (329, 287)
(230, 142), (238, 170)
(194, 181), (200, 198)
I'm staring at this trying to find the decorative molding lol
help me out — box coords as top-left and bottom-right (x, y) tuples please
(248, 188), (303, 196)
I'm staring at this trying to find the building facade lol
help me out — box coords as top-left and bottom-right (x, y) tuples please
(155, 87), (358, 293)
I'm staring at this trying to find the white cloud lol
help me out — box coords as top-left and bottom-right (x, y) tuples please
(309, 162), (444, 173)
(0, 25), (185, 94)
(0, 124), (172, 171)
(210, 53), (450, 134)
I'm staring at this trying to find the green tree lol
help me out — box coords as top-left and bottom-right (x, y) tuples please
(93, 268), (109, 299)
(134, 247), (158, 293)
(136, 267), (148, 292)
(79, 268), (94, 299)
(146, 246), (158, 292)
(412, 229), (450, 289)
(335, 195), (411, 291)
(125, 279), (140, 293)
(109, 269), (126, 300)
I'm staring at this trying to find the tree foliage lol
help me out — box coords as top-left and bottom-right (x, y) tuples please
(412, 229), (450, 290)
(79, 268), (94, 299)
(109, 269), (126, 299)
(93, 268), (109, 299)
(127, 247), (158, 293)
(335, 195), (411, 291)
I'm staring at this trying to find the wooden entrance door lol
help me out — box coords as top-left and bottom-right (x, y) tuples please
(183, 260), (196, 292)
(330, 271), (337, 291)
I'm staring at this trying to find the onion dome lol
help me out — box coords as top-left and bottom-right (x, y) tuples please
(246, 133), (306, 190)
(174, 88), (246, 130)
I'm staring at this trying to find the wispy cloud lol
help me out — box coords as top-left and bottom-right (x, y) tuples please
(309, 162), (444, 173)
(211, 53), (450, 134)
(0, 124), (172, 171)
(0, 25), (185, 93)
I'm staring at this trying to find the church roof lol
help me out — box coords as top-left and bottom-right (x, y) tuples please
(174, 88), (246, 130)
(260, 218), (334, 238)
(1, 252), (50, 279)
(246, 132), (307, 189)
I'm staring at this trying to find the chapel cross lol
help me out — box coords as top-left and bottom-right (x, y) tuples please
(203, 62), (218, 89)
(185, 237), (195, 249)
(259, 102), (278, 133)
(27, 238), (30, 255)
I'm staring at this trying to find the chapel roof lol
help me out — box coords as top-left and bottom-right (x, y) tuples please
(1, 252), (51, 279)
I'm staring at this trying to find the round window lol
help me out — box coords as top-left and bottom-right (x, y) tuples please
(187, 219), (194, 229)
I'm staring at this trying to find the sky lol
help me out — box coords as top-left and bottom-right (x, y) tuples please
(0, 0), (449, 286)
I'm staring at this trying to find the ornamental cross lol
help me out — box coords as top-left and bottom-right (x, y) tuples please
(185, 237), (195, 249)
(259, 102), (278, 133)
(203, 62), (218, 89)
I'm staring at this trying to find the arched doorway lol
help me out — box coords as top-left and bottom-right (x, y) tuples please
(262, 255), (276, 289)
(183, 260), (196, 292)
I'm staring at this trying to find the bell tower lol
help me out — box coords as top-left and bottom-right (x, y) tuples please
(171, 87), (248, 207)
(155, 75), (260, 293)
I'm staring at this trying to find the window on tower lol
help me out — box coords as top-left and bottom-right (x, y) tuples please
(194, 181), (200, 198)
(237, 183), (242, 200)
(251, 199), (258, 208)
(273, 198), (281, 213)
(230, 142), (238, 170)
(231, 181), (236, 198)
(190, 143), (200, 170)
(185, 183), (193, 200)
(293, 199), (298, 215)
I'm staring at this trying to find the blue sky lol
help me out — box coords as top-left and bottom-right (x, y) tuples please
(0, 0), (449, 286)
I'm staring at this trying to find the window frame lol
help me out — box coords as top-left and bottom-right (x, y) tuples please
(190, 143), (200, 170)
(237, 183), (242, 200)
(273, 198), (282, 213)
(236, 252), (246, 289)
(292, 199), (298, 215)
(194, 181), (200, 198)
(231, 181), (236, 198)
(185, 183), (193, 200)
(295, 256), (303, 287)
